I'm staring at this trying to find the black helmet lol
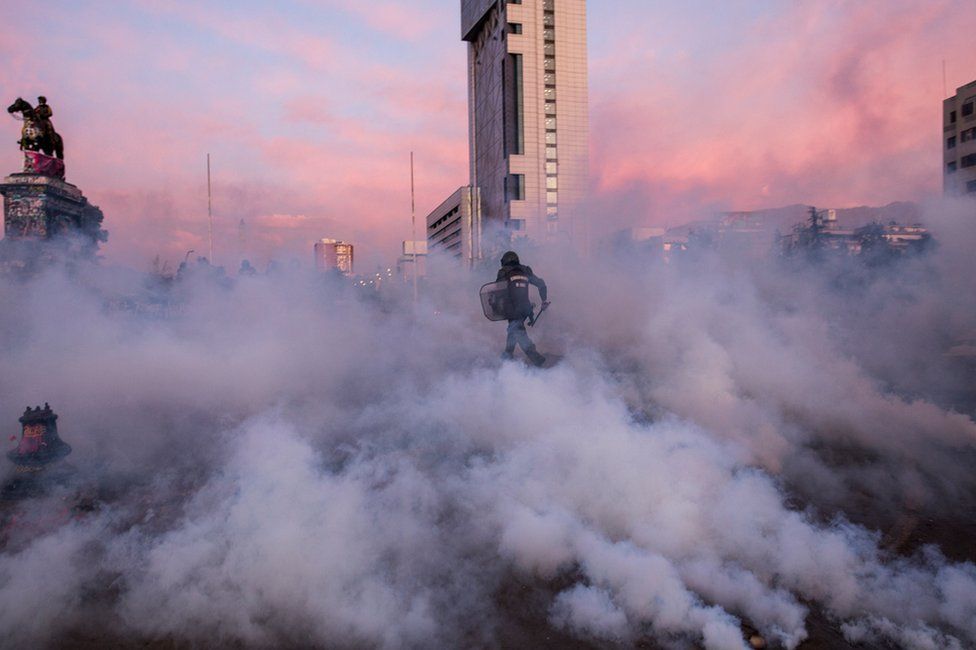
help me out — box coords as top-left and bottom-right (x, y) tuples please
(37, 96), (47, 104)
(501, 251), (520, 266)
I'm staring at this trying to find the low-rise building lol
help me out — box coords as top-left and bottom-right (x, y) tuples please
(426, 186), (482, 266)
(779, 208), (931, 257)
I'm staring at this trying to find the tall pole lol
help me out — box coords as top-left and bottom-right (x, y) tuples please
(410, 151), (418, 306)
(207, 153), (214, 264)
(942, 59), (948, 99)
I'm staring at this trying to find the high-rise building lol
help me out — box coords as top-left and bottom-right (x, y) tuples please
(313, 238), (354, 275)
(461, 0), (589, 252)
(943, 79), (976, 196)
(426, 185), (482, 264)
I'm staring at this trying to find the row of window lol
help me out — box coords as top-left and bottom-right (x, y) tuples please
(947, 156), (976, 172)
(428, 205), (460, 230)
(961, 127), (976, 143)
(544, 2), (557, 218)
(949, 98), (976, 125)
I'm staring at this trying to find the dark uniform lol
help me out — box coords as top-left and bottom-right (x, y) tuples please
(496, 251), (548, 365)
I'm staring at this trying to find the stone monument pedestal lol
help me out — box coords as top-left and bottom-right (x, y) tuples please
(0, 172), (107, 270)
(3, 404), (75, 500)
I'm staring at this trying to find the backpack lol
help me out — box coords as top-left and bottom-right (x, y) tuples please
(505, 268), (533, 320)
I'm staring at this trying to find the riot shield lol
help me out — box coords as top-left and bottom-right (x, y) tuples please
(479, 281), (511, 321)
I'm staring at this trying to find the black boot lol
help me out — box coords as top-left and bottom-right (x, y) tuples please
(527, 349), (546, 367)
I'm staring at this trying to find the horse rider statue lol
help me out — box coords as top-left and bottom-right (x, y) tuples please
(7, 96), (64, 160)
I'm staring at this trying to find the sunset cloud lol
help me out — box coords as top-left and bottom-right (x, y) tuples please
(0, 1), (973, 269)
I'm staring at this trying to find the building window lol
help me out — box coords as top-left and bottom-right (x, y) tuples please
(546, 177), (558, 189)
(508, 0), (521, 4)
(947, 161), (957, 173)
(967, 180), (976, 193)
(961, 154), (976, 168)
(544, 29), (555, 42)
(545, 102), (557, 115)
(544, 87), (556, 100)
(963, 101), (974, 117)
(543, 13), (554, 27)
(545, 132), (557, 145)
(507, 173), (525, 201)
(947, 136), (957, 149)
(545, 117), (557, 131)
(546, 147), (557, 159)
(962, 128), (976, 143)
(544, 58), (555, 71)
(544, 73), (556, 86)
(951, 110), (957, 124)
(546, 206), (558, 218)
(507, 22), (522, 34)
(547, 191), (558, 204)
(503, 53), (524, 156)
(546, 162), (557, 174)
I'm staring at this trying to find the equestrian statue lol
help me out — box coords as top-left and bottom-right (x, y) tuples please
(7, 96), (64, 160)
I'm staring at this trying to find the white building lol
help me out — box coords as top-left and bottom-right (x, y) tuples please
(944, 79), (976, 196)
(426, 185), (482, 265)
(460, 0), (590, 253)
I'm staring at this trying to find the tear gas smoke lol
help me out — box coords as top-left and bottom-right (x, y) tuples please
(0, 200), (974, 649)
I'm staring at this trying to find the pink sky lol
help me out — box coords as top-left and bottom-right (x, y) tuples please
(1, 0), (974, 271)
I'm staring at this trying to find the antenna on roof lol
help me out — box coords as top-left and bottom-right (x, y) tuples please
(942, 59), (948, 99)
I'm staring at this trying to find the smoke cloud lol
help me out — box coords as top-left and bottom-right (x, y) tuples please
(0, 199), (974, 649)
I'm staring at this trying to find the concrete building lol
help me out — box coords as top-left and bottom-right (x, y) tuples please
(461, 0), (589, 252)
(313, 238), (354, 275)
(943, 79), (976, 196)
(426, 185), (482, 264)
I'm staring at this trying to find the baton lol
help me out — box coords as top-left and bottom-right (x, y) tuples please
(528, 301), (550, 327)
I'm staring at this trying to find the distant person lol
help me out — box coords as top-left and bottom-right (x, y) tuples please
(496, 251), (549, 366)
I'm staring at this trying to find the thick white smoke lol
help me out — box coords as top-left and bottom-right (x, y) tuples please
(0, 200), (974, 649)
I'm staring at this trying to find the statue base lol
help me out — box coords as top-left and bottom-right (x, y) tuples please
(23, 151), (65, 179)
(0, 172), (107, 270)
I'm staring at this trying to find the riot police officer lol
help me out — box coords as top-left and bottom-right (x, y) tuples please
(496, 251), (549, 366)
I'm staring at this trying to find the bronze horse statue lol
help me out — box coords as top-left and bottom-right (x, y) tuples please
(7, 97), (64, 160)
